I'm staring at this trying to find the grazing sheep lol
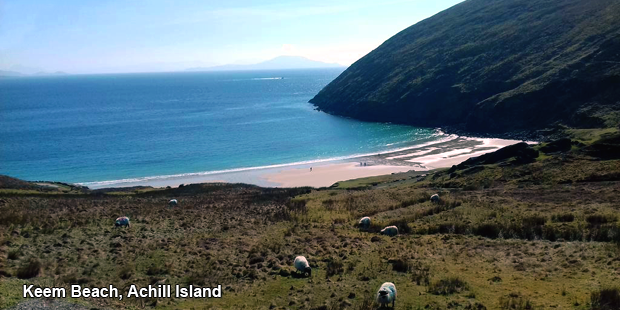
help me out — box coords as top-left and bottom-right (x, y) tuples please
(430, 194), (440, 203)
(169, 199), (178, 207)
(359, 216), (371, 229)
(115, 216), (130, 228)
(376, 282), (397, 308)
(294, 256), (312, 277)
(380, 226), (398, 237)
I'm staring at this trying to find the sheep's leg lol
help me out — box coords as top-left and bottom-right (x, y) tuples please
(392, 300), (395, 308)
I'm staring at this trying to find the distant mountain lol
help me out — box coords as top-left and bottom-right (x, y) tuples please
(9, 65), (44, 75)
(310, 0), (620, 136)
(34, 71), (68, 76)
(187, 56), (344, 71)
(0, 70), (25, 77)
(0, 70), (68, 77)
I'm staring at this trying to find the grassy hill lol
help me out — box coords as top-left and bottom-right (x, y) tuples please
(310, 0), (620, 137)
(1, 130), (620, 309)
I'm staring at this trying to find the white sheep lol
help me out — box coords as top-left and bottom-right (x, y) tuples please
(376, 282), (397, 308)
(430, 194), (440, 203)
(380, 226), (398, 237)
(115, 216), (130, 228)
(294, 256), (311, 277)
(359, 216), (371, 229)
(169, 199), (178, 207)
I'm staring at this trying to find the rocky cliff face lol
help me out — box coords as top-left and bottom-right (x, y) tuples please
(310, 0), (620, 136)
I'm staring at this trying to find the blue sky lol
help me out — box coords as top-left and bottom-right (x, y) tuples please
(0, 0), (464, 74)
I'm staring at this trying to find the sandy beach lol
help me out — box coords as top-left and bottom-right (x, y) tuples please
(261, 137), (527, 187)
(263, 162), (415, 188)
(82, 135), (529, 189)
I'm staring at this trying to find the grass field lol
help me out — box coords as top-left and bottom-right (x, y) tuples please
(1, 132), (620, 310)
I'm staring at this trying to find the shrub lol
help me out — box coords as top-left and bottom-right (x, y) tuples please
(287, 199), (308, 213)
(389, 257), (410, 273)
(411, 261), (431, 285)
(475, 223), (501, 238)
(591, 287), (620, 310)
(118, 264), (134, 280)
(146, 261), (169, 275)
(499, 292), (533, 310)
(523, 215), (547, 226)
(588, 224), (620, 243)
(7, 248), (21, 260)
(387, 219), (412, 234)
(436, 222), (469, 235)
(428, 277), (468, 295)
(587, 214), (617, 227)
(16, 257), (41, 279)
(552, 213), (575, 223)
(326, 258), (344, 278)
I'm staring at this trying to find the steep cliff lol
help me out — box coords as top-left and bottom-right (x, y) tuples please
(310, 0), (620, 135)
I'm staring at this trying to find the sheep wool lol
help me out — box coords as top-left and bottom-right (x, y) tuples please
(294, 256), (311, 277)
(169, 199), (178, 207)
(430, 194), (440, 203)
(380, 225), (398, 237)
(115, 216), (130, 228)
(376, 282), (397, 308)
(359, 216), (371, 229)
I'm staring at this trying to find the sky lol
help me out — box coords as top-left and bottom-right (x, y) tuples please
(0, 0), (464, 74)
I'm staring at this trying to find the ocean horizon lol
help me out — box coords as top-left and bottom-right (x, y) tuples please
(1, 68), (445, 187)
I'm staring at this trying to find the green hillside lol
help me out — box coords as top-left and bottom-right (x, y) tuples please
(310, 0), (620, 136)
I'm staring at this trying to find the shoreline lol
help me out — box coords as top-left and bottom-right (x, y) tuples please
(79, 135), (529, 189)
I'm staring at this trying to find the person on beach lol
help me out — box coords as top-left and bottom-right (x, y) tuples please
(310, 167), (312, 172)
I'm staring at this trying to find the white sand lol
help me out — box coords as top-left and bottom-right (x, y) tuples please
(262, 163), (416, 188)
(85, 136), (531, 189)
(263, 138), (527, 187)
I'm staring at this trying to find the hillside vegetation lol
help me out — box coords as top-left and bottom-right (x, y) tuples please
(310, 0), (620, 137)
(1, 130), (620, 309)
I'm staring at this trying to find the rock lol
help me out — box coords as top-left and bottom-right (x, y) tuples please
(457, 142), (538, 168)
(540, 138), (572, 153)
(583, 133), (620, 159)
(371, 236), (381, 242)
(348, 292), (356, 299)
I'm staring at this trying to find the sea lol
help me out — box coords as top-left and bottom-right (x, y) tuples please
(0, 68), (445, 188)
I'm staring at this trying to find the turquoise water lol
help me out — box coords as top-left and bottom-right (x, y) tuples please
(1, 69), (441, 186)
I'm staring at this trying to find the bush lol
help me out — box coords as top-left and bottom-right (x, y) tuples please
(411, 261), (431, 285)
(587, 214), (617, 227)
(428, 277), (468, 295)
(118, 264), (134, 280)
(591, 287), (620, 310)
(286, 199), (308, 214)
(7, 248), (21, 260)
(387, 219), (412, 234)
(326, 258), (344, 278)
(389, 257), (410, 273)
(588, 224), (620, 243)
(499, 292), (533, 310)
(552, 213), (575, 223)
(475, 223), (501, 238)
(16, 257), (41, 279)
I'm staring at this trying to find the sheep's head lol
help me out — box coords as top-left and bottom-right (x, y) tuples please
(304, 266), (312, 277)
(377, 289), (390, 303)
